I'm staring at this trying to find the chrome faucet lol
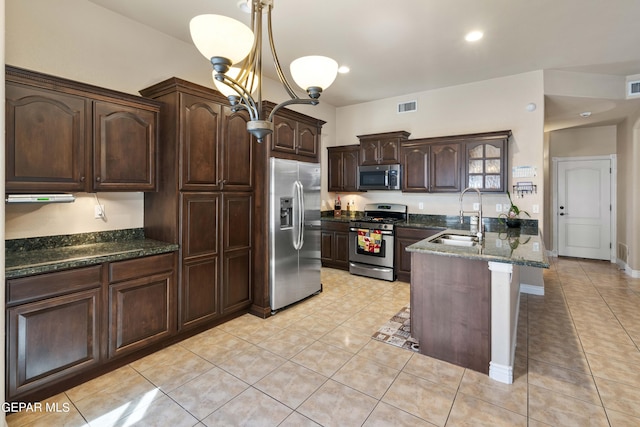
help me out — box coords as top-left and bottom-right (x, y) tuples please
(459, 187), (483, 238)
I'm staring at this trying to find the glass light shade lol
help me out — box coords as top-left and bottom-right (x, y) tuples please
(213, 67), (259, 97)
(190, 14), (254, 64)
(289, 56), (338, 91)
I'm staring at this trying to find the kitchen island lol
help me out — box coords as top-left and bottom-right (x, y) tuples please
(406, 227), (548, 384)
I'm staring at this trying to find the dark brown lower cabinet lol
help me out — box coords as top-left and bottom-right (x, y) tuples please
(395, 227), (441, 282)
(6, 266), (102, 400)
(5, 253), (178, 402)
(108, 253), (176, 359)
(321, 221), (350, 270)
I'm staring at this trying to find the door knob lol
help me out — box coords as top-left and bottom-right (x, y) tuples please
(560, 206), (564, 209)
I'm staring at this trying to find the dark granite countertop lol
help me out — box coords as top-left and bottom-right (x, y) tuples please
(5, 229), (179, 279)
(406, 228), (549, 268)
(321, 212), (539, 234)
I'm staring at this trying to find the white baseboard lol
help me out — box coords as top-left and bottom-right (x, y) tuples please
(617, 258), (640, 278)
(520, 283), (544, 295)
(489, 361), (513, 384)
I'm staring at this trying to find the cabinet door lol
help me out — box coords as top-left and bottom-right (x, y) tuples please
(327, 149), (344, 192)
(402, 143), (430, 192)
(180, 193), (220, 329)
(379, 139), (400, 164)
(359, 140), (380, 166)
(321, 231), (335, 263)
(272, 115), (297, 154)
(430, 142), (461, 192)
(180, 93), (222, 191)
(395, 227), (440, 282)
(107, 253), (176, 358)
(93, 101), (157, 191)
(296, 122), (319, 159)
(7, 289), (101, 400)
(465, 140), (506, 192)
(342, 148), (360, 192)
(222, 192), (253, 314)
(333, 231), (350, 268)
(6, 83), (88, 192)
(221, 108), (253, 191)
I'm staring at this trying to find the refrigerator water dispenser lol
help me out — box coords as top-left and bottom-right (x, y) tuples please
(279, 197), (293, 229)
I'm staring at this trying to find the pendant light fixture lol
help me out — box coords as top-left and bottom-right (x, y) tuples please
(190, 0), (338, 142)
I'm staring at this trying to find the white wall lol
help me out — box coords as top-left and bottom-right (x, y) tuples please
(329, 71), (546, 230)
(549, 126), (617, 157)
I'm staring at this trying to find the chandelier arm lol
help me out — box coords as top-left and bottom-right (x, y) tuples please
(268, 98), (319, 122)
(217, 74), (260, 121)
(266, 5), (300, 101)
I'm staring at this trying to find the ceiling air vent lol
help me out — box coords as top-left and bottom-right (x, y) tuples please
(397, 100), (417, 114)
(628, 80), (640, 97)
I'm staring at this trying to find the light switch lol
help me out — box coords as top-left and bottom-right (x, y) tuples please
(472, 203), (480, 210)
(496, 203), (502, 213)
(418, 202), (424, 210)
(532, 204), (539, 214)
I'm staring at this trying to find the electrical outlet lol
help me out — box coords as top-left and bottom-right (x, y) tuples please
(472, 202), (480, 210)
(532, 204), (540, 214)
(418, 202), (424, 210)
(94, 205), (105, 219)
(496, 203), (502, 213)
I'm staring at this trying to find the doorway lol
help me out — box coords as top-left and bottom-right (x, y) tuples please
(553, 156), (616, 261)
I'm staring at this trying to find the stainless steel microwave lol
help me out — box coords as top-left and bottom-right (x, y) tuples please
(357, 164), (401, 190)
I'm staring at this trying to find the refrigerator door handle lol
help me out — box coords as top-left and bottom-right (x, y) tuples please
(298, 180), (305, 249)
(293, 180), (304, 250)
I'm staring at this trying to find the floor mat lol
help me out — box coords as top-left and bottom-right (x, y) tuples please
(371, 305), (419, 352)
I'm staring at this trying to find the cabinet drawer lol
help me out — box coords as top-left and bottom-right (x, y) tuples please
(7, 265), (102, 306)
(109, 253), (175, 283)
(321, 221), (350, 233)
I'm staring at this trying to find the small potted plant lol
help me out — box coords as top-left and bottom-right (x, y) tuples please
(499, 191), (530, 228)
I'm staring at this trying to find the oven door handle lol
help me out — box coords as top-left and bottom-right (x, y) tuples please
(349, 227), (393, 235)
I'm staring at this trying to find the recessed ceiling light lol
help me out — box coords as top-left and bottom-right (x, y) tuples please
(580, 111), (592, 118)
(465, 31), (484, 42)
(338, 65), (350, 74)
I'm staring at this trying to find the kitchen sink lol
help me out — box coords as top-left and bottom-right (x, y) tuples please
(429, 233), (478, 247)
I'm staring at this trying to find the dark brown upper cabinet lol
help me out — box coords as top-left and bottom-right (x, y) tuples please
(5, 65), (159, 193)
(327, 145), (360, 192)
(357, 131), (410, 166)
(401, 130), (510, 193)
(464, 133), (509, 192)
(266, 102), (325, 162)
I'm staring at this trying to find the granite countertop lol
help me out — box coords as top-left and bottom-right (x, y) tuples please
(321, 212), (539, 234)
(406, 228), (549, 268)
(5, 229), (179, 279)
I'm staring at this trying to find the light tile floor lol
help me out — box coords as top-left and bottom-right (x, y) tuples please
(7, 257), (640, 426)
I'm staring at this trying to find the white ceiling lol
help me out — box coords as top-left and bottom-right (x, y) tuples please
(88, 0), (640, 130)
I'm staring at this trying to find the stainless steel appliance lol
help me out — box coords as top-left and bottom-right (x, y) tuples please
(270, 158), (322, 311)
(349, 203), (407, 281)
(357, 164), (401, 191)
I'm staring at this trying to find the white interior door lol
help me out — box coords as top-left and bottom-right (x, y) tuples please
(557, 159), (611, 259)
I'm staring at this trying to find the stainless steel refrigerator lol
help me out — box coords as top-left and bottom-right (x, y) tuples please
(270, 158), (322, 311)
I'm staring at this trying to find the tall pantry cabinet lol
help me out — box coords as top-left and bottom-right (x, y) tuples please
(140, 78), (253, 331)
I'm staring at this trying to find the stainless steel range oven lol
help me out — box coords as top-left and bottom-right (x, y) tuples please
(349, 203), (407, 281)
